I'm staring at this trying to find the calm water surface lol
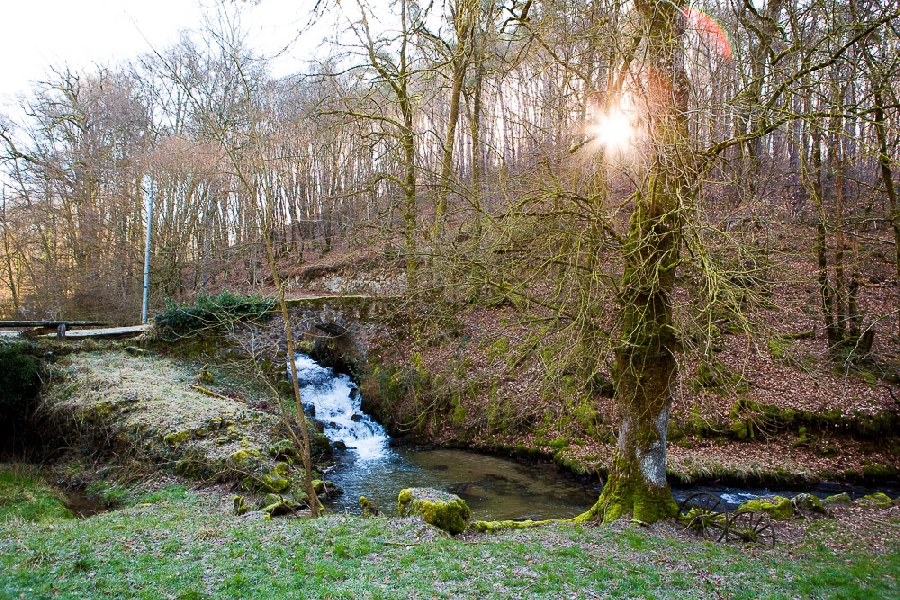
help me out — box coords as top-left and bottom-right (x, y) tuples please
(293, 354), (599, 520)
(294, 354), (896, 520)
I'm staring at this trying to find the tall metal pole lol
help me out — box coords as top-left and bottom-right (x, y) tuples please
(141, 176), (153, 325)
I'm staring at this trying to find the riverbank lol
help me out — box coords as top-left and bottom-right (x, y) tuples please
(1, 465), (898, 599)
(357, 300), (900, 488)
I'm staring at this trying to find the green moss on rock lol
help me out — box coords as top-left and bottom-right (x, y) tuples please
(791, 493), (825, 514)
(822, 492), (852, 508)
(259, 473), (291, 494)
(736, 496), (793, 520)
(270, 439), (299, 460)
(163, 430), (192, 445)
(227, 448), (261, 468)
(729, 419), (753, 440)
(397, 487), (470, 535)
(470, 519), (555, 533)
(233, 495), (248, 516)
(860, 492), (894, 509)
(359, 495), (377, 516)
(862, 465), (899, 480)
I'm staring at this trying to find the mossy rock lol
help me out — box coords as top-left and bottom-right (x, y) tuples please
(270, 439), (299, 460)
(227, 448), (262, 468)
(860, 492), (894, 509)
(470, 519), (554, 533)
(163, 430), (192, 445)
(360, 495), (377, 516)
(260, 493), (298, 516)
(397, 487), (470, 535)
(862, 465), (899, 479)
(822, 492), (852, 508)
(736, 496), (793, 520)
(729, 419), (753, 440)
(311, 433), (333, 457)
(259, 473), (291, 494)
(233, 495), (248, 516)
(791, 493), (825, 514)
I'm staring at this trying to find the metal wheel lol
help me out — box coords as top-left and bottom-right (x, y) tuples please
(679, 492), (723, 515)
(678, 493), (726, 539)
(723, 511), (775, 547)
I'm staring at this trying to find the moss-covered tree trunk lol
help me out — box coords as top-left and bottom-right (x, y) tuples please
(577, 0), (688, 525)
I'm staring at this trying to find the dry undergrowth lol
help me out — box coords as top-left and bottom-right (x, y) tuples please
(40, 349), (317, 497)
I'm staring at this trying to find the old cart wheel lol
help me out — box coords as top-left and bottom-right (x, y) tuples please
(679, 492), (722, 515)
(679, 493), (726, 539)
(723, 511), (775, 547)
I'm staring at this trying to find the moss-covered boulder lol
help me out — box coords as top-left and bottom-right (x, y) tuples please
(398, 488), (470, 535)
(270, 439), (299, 461)
(260, 493), (298, 516)
(822, 492), (852, 508)
(860, 492), (894, 509)
(736, 496), (793, 520)
(233, 495), (248, 516)
(791, 493), (825, 514)
(360, 495), (377, 516)
(258, 472), (291, 494)
(227, 448), (262, 469)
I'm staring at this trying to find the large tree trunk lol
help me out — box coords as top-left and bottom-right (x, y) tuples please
(577, 0), (687, 525)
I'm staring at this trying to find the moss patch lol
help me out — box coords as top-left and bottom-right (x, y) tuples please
(860, 492), (894, 509)
(575, 455), (677, 525)
(736, 496), (793, 520)
(397, 488), (471, 535)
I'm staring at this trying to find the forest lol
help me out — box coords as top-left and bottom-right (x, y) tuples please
(1, 0), (900, 597)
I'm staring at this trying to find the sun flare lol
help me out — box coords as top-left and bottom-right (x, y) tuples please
(590, 109), (635, 152)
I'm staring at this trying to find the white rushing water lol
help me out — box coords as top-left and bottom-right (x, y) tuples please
(291, 354), (389, 460)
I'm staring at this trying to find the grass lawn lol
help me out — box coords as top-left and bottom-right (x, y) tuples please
(1, 468), (898, 599)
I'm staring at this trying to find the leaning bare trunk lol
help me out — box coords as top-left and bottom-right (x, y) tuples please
(434, 57), (467, 241)
(260, 230), (320, 517)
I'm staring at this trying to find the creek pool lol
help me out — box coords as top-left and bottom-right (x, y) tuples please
(293, 354), (894, 520)
(292, 354), (599, 520)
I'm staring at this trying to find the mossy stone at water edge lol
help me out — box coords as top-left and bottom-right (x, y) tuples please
(822, 492), (852, 508)
(860, 492), (894, 509)
(397, 488), (471, 535)
(791, 492), (825, 514)
(736, 496), (793, 520)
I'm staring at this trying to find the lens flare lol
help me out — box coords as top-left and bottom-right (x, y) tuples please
(685, 8), (733, 60)
(586, 106), (637, 154)
(594, 111), (634, 150)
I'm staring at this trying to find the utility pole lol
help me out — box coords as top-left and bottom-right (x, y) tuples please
(141, 176), (153, 325)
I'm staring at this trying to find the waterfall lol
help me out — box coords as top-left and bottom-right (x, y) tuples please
(291, 354), (389, 460)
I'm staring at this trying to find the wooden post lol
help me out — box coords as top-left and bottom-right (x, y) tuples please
(57, 323), (66, 340)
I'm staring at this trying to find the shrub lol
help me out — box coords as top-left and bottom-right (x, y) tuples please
(153, 291), (275, 340)
(0, 341), (43, 445)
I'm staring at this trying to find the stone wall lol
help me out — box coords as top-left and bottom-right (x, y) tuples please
(231, 295), (400, 378)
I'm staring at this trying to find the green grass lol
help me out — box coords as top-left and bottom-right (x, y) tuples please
(1, 475), (898, 599)
(0, 467), (73, 522)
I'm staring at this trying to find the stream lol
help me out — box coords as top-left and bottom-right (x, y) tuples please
(292, 354), (894, 520)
